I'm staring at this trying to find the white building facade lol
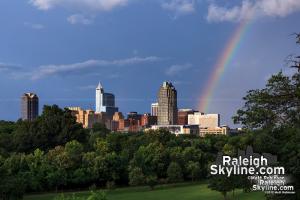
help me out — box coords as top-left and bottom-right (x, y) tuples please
(188, 112), (220, 128)
(95, 82), (118, 118)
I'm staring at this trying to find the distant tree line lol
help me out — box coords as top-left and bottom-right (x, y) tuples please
(0, 101), (298, 199)
(0, 107), (220, 199)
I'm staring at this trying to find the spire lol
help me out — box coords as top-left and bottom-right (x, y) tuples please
(96, 81), (103, 90)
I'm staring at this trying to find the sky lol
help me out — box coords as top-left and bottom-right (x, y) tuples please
(0, 0), (300, 126)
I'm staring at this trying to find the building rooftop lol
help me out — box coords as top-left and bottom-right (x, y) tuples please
(178, 108), (195, 112)
(162, 81), (174, 88)
(24, 93), (38, 98)
(96, 81), (103, 90)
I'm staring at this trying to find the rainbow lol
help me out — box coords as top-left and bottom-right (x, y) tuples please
(198, 19), (251, 112)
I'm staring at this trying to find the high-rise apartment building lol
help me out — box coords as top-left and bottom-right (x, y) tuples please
(21, 93), (39, 121)
(151, 103), (159, 116)
(95, 82), (118, 119)
(157, 81), (178, 125)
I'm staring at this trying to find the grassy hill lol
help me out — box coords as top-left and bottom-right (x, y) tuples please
(24, 183), (265, 200)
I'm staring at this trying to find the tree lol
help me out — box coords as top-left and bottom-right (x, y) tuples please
(186, 161), (201, 181)
(93, 139), (108, 156)
(129, 167), (145, 186)
(167, 162), (183, 183)
(0, 174), (26, 200)
(233, 34), (300, 129)
(0, 155), (26, 200)
(208, 176), (234, 200)
(146, 175), (158, 190)
(92, 123), (109, 136)
(0, 121), (15, 154)
(25, 149), (47, 191)
(65, 140), (84, 167)
(232, 34), (300, 199)
(233, 72), (300, 129)
(130, 142), (167, 178)
(82, 152), (97, 184)
(13, 105), (88, 153)
(168, 147), (183, 166)
(46, 146), (69, 191)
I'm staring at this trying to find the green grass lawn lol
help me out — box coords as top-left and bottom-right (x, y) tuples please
(24, 183), (265, 200)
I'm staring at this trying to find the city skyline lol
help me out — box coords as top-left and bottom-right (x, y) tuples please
(18, 81), (196, 120)
(0, 1), (300, 127)
(64, 80), (227, 135)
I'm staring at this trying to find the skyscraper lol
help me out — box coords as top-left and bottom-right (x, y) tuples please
(21, 93), (39, 121)
(96, 82), (104, 113)
(95, 82), (118, 119)
(157, 81), (178, 125)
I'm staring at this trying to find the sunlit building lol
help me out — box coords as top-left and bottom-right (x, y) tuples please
(188, 112), (220, 128)
(67, 107), (106, 129)
(157, 81), (178, 125)
(199, 126), (229, 136)
(21, 93), (39, 121)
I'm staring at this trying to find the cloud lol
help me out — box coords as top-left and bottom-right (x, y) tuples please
(166, 63), (192, 76)
(0, 63), (26, 79)
(172, 80), (192, 85)
(78, 85), (96, 90)
(0, 63), (22, 72)
(67, 14), (93, 25)
(207, 0), (300, 23)
(28, 56), (162, 80)
(162, 0), (196, 16)
(29, 0), (197, 21)
(24, 22), (45, 30)
(108, 74), (120, 79)
(29, 0), (129, 11)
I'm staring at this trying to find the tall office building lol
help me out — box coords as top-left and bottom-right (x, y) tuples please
(96, 82), (104, 113)
(157, 81), (178, 125)
(95, 82), (118, 119)
(21, 93), (39, 121)
(151, 103), (159, 116)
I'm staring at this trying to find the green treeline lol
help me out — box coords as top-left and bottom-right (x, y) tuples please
(0, 107), (218, 199)
(0, 99), (299, 200)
